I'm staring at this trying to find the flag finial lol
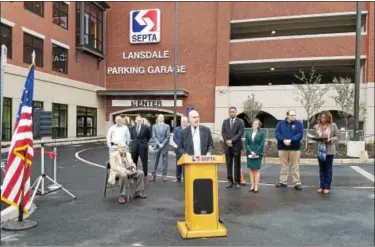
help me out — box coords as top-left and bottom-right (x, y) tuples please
(31, 50), (35, 64)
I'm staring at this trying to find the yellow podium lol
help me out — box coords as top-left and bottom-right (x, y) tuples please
(176, 155), (227, 239)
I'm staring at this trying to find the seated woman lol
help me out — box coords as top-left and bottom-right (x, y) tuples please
(108, 142), (147, 204)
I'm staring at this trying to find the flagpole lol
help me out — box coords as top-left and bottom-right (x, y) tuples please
(17, 146), (28, 222)
(2, 51), (38, 231)
(173, 1), (178, 129)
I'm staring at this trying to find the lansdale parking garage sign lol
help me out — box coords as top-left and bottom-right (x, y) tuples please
(107, 50), (187, 75)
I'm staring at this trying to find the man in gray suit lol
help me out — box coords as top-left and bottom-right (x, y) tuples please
(178, 110), (214, 157)
(149, 114), (171, 182)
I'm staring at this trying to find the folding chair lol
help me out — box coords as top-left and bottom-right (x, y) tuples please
(103, 161), (134, 201)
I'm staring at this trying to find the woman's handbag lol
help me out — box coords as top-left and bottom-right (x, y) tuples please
(317, 142), (327, 162)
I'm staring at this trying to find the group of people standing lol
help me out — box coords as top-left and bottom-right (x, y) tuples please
(222, 107), (340, 195)
(106, 106), (340, 204)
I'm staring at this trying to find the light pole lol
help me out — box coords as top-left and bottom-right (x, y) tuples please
(173, 1), (178, 129)
(0, 45), (7, 144)
(353, 1), (361, 141)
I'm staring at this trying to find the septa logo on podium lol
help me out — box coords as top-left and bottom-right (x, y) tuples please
(130, 9), (161, 44)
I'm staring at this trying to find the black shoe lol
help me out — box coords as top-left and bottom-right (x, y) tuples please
(226, 183), (233, 188)
(275, 182), (288, 188)
(173, 178), (181, 183)
(294, 184), (303, 191)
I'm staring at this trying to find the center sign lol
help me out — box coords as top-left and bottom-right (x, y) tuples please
(130, 9), (161, 44)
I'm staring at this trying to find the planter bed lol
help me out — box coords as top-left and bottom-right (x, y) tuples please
(212, 140), (375, 159)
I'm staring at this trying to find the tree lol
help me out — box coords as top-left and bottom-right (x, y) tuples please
(330, 77), (354, 131)
(331, 77), (368, 134)
(242, 93), (263, 124)
(293, 67), (331, 148)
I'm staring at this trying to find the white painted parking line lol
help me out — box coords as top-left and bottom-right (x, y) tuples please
(75, 149), (374, 190)
(75, 148), (106, 169)
(350, 166), (375, 182)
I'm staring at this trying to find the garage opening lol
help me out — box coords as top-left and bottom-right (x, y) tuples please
(112, 110), (182, 131)
(229, 59), (365, 86)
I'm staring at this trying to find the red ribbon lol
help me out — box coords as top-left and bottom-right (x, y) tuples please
(34, 150), (56, 160)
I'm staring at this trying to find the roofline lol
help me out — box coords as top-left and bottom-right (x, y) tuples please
(96, 89), (189, 97)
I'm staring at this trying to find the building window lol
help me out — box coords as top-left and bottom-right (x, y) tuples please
(76, 106), (97, 137)
(76, 2), (107, 56)
(23, 33), (43, 67)
(2, 98), (12, 141)
(32, 101), (44, 139)
(52, 103), (68, 138)
(52, 44), (68, 74)
(24, 2), (44, 17)
(53, 2), (69, 29)
(0, 23), (12, 59)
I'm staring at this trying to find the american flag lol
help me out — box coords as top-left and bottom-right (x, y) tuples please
(1, 63), (35, 214)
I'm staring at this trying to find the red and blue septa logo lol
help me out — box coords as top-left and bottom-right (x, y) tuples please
(130, 9), (161, 44)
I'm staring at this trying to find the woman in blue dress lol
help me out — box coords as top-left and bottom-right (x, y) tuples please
(245, 119), (265, 193)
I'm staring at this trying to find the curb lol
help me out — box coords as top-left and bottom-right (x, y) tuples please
(1, 138), (106, 154)
(241, 156), (374, 165)
(1, 203), (37, 225)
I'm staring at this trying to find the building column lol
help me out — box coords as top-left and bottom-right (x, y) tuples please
(213, 2), (231, 140)
(68, 104), (76, 138)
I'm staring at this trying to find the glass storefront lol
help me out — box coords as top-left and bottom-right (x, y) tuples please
(76, 106), (97, 137)
(52, 103), (68, 138)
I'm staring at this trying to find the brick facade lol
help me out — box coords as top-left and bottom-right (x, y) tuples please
(105, 2), (220, 123)
(104, 1), (374, 125)
(1, 1), (105, 87)
(366, 2), (374, 83)
(2, 1), (373, 130)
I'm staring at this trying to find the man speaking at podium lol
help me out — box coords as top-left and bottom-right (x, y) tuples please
(178, 110), (214, 157)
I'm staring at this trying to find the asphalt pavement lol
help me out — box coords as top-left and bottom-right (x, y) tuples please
(1, 143), (374, 246)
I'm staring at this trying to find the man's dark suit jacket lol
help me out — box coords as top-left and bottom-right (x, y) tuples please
(129, 124), (151, 152)
(221, 117), (245, 152)
(178, 125), (214, 156)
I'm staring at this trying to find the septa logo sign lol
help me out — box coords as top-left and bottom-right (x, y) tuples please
(130, 9), (161, 44)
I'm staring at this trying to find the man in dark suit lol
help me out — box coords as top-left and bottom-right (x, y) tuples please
(221, 106), (245, 189)
(178, 110), (213, 157)
(130, 115), (151, 177)
(177, 110), (224, 224)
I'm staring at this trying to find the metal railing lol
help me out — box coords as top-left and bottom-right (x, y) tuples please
(243, 128), (365, 142)
(211, 128), (368, 143)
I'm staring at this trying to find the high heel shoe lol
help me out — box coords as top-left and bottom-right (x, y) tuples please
(249, 187), (254, 192)
(253, 188), (258, 193)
